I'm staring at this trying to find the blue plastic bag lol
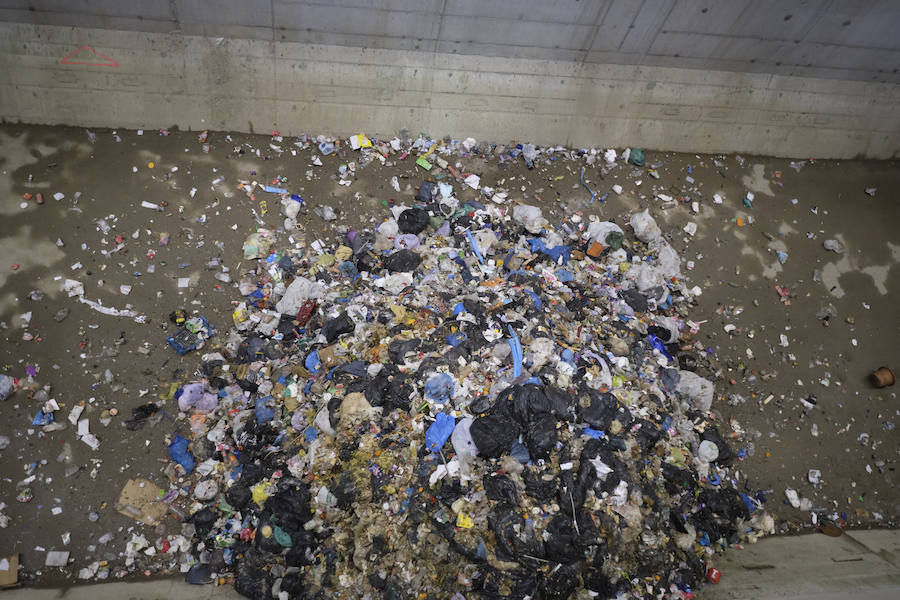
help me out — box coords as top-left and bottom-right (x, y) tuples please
(647, 334), (673, 361)
(445, 332), (467, 347)
(583, 427), (605, 440)
(425, 373), (454, 403)
(527, 238), (572, 264)
(32, 409), (54, 426)
(425, 413), (455, 453)
(169, 434), (195, 473)
(255, 401), (275, 424)
(305, 349), (322, 373)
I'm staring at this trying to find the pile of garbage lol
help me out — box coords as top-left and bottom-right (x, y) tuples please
(146, 184), (773, 599)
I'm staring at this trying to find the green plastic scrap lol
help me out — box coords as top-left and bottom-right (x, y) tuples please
(217, 498), (235, 517)
(272, 524), (294, 547)
(629, 148), (645, 166)
(605, 231), (625, 251)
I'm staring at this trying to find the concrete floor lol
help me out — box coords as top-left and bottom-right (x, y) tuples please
(703, 529), (900, 600)
(1, 531), (897, 599)
(0, 124), (898, 595)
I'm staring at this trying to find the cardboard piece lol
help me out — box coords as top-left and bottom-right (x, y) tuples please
(116, 478), (167, 526)
(0, 554), (18, 588)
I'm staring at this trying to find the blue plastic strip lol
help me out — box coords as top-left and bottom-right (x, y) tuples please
(524, 288), (543, 309)
(465, 230), (486, 265)
(507, 325), (522, 378)
(580, 166), (602, 204)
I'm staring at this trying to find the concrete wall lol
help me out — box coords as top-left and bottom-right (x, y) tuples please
(1, 1), (899, 158)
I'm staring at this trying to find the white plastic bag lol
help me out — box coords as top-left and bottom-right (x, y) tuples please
(513, 204), (547, 234)
(275, 276), (325, 315)
(584, 221), (624, 245)
(676, 371), (714, 412)
(630, 209), (661, 243)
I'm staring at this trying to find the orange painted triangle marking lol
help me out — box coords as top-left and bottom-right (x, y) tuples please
(60, 46), (119, 68)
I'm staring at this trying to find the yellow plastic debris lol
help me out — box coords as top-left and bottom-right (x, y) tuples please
(455, 512), (474, 529)
(349, 134), (372, 149)
(252, 481), (272, 506)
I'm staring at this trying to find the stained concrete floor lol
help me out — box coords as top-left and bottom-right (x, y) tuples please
(0, 124), (897, 594)
(1, 531), (897, 599)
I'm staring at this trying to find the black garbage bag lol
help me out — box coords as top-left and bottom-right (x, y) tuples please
(261, 340), (284, 360)
(276, 314), (301, 344)
(699, 487), (750, 523)
(201, 358), (224, 377)
(483, 474), (518, 505)
(207, 375), (228, 390)
(648, 324), (675, 343)
(332, 360), (368, 379)
(185, 563), (214, 585)
(575, 439), (627, 498)
(364, 365), (412, 412)
(416, 181), (438, 203)
(537, 561), (581, 600)
(237, 461), (265, 486)
(263, 484), (312, 533)
(488, 505), (544, 565)
(524, 414), (558, 460)
(524, 468), (558, 502)
(542, 514), (583, 563)
(125, 402), (159, 430)
(659, 367), (681, 392)
(470, 415), (518, 458)
(690, 506), (723, 543)
(131, 403), (159, 420)
(517, 384), (551, 419)
(580, 390), (633, 431)
(383, 249), (422, 272)
(356, 250), (378, 272)
(331, 472), (358, 510)
(387, 339), (421, 362)
(444, 342), (471, 364)
(493, 385), (529, 429)
(700, 427), (734, 463)
(280, 572), (305, 596)
(620, 288), (649, 313)
(234, 562), (268, 600)
(236, 373), (259, 394)
(661, 462), (695, 495)
(189, 437), (216, 461)
(583, 550), (614, 596)
(397, 207), (430, 234)
(277, 254), (296, 278)
(237, 335), (266, 363)
(235, 416), (279, 452)
(468, 394), (491, 414)
(284, 543), (314, 568)
(545, 386), (576, 421)
(321, 311), (354, 343)
(461, 298), (487, 320)
(327, 396), (342, 431)
(188, 507), (218, 538)
(632, 418), (661, 451)
(580, 391), (619, 430)
(225, 484), (252, 510)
